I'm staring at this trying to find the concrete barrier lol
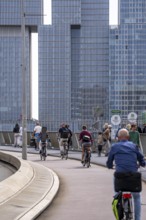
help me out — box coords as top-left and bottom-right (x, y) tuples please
(0, 131), (96, 153)
(0, 151), (34, 204)
(0, 151), (60, 219)
(0, 133), (5, 145)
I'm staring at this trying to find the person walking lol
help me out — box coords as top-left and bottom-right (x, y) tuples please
(18, 126), (23, 147)
(126, 123), (131, 131)
(142, 123), (146, 133)
(129, 124), (140, 147)
(106, 128), (145, 220)
(97, 131), (104, 157)
(102, 123), (110, 156)
(34, 122), (42, 150)
(65, 124), (72, 149)
(13, 123), (20, 147)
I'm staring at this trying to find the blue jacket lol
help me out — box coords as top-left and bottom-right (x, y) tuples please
(106, 140), (145, 172)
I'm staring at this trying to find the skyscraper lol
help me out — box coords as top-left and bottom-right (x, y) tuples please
(39, 0), (109, 131)
(0, 0), (43, 130)
(109, 0), (146, 124)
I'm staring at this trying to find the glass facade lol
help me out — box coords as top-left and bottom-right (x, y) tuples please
(39, 0), (109, 131)
(109, 0), (146, 124)
(0, 0), (43, 130)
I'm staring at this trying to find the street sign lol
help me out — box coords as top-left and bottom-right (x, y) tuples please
(111, 115), (121, 125)
(111, 110), (121, 114)
(127, 112), (137, 123)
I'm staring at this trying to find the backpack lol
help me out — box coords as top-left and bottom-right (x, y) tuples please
(82, 135), (90, 142)
(61, 128), (69, 138)
(13, 127), (19, 133)
(112, 192), (123, 220)
(40, 127), (48, 142)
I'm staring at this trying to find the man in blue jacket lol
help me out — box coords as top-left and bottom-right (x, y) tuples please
(106, 128), (145, 220)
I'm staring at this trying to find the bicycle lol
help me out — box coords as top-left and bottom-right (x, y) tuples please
(112, 190), (133, 220)
(40, 141), (47, 161)
(61, 139), (68, 160)
(83, 144), (91, 168)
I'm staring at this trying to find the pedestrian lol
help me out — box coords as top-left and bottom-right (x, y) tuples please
(126, 123), (131, 131)
(108, 124), (112, 143)
(13, 123), (20, 147)
(137, 125), (142, 133)
(79, 125), (93, 163)
(106, 128), (145, 220)
(102, 123), (110, 156)
(142, 123), (146, 133)
(102, 123), (109, 132)
(65, 124), (72, 149)
(34, 122), (42, 150)
(97, 131), (104, 157)
(129, 124), (140, 147)
(18, 126), (23, 147)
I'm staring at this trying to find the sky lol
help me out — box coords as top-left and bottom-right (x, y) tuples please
(31, 0), (52, 120)
(31, 0), (118, 120)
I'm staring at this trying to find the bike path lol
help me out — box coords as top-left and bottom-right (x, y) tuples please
(0, 146), (146, 220)
(0, 145), (146, 182)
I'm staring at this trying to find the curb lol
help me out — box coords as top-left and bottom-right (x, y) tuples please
(16, 168), (60, 220)
(0, 151), (60, 220)
(0, 152), (34, 205)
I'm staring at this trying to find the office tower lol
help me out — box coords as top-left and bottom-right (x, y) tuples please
(39, 0), (109, 131)
(0, 0), (43, 130)
(109, 0), (146, 124)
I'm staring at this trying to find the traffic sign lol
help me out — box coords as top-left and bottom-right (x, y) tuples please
(111, 115), (121, 125)
(127, 112), (137, 123)
(111, 110), (121, 114)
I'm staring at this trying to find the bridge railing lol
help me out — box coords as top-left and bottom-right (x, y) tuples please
(0, 132), (81, 150)
(1, 132), (145, 155)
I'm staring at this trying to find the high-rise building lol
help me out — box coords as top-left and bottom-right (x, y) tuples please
(109, 0), (146, 125)
(0, 0), (43, 130)
(39, 0), (109, 131)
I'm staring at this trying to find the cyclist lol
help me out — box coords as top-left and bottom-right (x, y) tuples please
(106, 128), (145, 220)
(65, 124), (72, 149)
(34, 122), (42, 151)
(58, 123), (70, 156)
(79, 125), (93, 164)
(39, 126), (48, 157)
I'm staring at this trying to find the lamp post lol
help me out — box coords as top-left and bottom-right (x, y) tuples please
(21, 0), (27, 160)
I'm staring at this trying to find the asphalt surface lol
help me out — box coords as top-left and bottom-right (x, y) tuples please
(0, 146), (146, 220)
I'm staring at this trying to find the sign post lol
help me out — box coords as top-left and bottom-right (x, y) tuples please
(21, 0), (27, 160)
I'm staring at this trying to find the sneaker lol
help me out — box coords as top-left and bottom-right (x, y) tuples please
(81, 160), (84, 164)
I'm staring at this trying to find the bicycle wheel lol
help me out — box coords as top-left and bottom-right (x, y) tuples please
(87, 158), (90, 168)
(123, 196), (133, 220)
(65, 148), (68, 160)
(83, 151), (87, 167)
